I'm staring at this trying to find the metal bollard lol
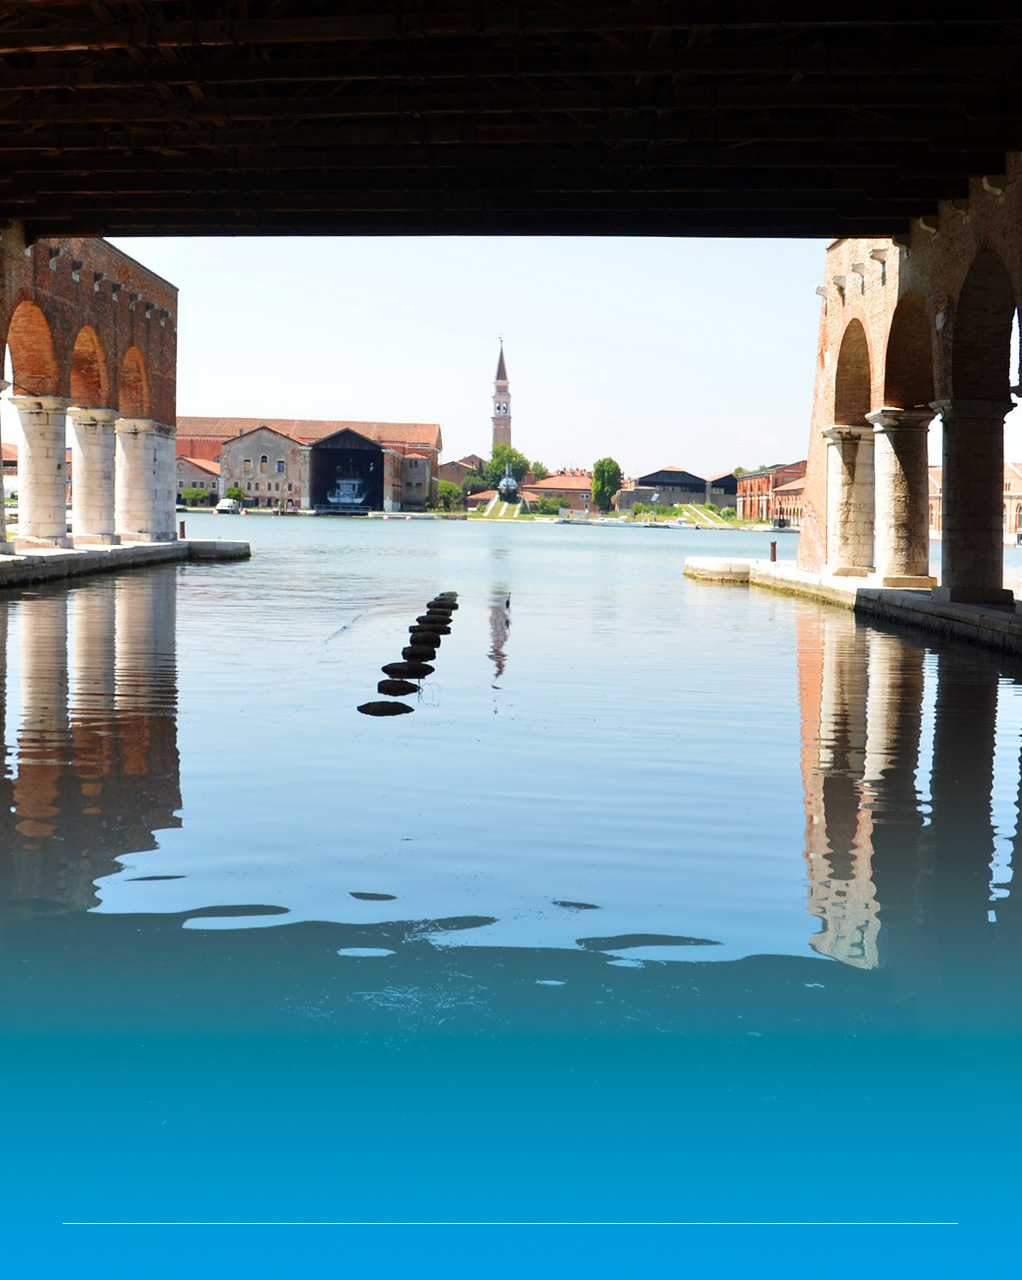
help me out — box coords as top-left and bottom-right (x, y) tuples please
(770, 540), (777, 562)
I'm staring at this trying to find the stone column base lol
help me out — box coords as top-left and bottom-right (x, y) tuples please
(117, 531), (173, 544)
(881, 575), (937, 589)
(831, 565), (873, 577)
(14, 535), (72, 550)
(72, 533), (121, 547)
(932, 585), (1015, 606)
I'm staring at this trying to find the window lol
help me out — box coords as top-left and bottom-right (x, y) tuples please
(243, 458), (252, 474)
(246, 481), (251, 491)
(260, 455), (268, 473)
(178, 480), (184, 489)
(276, 460), (285, 474)
(287, 483), (293, 492)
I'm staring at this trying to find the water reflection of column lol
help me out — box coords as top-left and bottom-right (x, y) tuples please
(861, 630), (926, 985)
(799, 608), (879, 968)
(69, 581), (118, 869)
(12, 594), (73, 895)
(0, 605), (13, 905)
(114, 569), (181, 849)
(922, 650), (997, 1005)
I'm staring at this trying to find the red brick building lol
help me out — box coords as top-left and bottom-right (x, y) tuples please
(736, 461), (807, 522)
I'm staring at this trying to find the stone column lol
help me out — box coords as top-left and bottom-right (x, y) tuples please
(0, 379), (14, 553)
(822, 425), (875, 575)
(11, 394), (72, 546)
(931, 397), (1013, 604)
(866, 407), (935, 587)
(68, 407), (120, 545)
(115, 418), (177, 542)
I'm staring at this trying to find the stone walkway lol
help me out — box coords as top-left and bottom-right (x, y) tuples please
(685, 555), (1022, 655)
(0, 539), (250, 591)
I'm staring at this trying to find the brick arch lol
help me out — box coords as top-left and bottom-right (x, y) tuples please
(951, 249), (1016, 400)
(833, 318), (871, 426)
(119, 345), (151, 418)
(884, 291), (934, 409)
(6, 299), (60, 396)
(70, 324), (110, 407)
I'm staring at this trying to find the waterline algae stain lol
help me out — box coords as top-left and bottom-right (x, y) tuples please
(0, 518), (1018, 1247)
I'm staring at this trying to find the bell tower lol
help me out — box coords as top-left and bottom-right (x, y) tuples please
(492, 342), (511, 450)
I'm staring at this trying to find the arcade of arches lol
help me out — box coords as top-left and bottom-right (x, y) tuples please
(799, 154), (1022, 606)
(0, 224), (176, 550)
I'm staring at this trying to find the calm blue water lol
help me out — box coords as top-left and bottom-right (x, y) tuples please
(1, 516), (1017, 1267)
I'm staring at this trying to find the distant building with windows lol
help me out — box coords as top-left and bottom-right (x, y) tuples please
(735, 461), (807, 522)
(176, 417), (442, 512)
(175, 455), (220, 501)
(522, 468), (593, 512)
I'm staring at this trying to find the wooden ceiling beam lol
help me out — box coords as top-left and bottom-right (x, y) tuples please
(0, 6), (1018, 57)
(0, 44), (1019, 91)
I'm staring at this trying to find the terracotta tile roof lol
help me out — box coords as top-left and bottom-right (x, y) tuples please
(176, 416), (442, 452)
(773, 476), (805, 493)
(466, 489), (498, 504)
(177, 455), (221, 476)
(2, 443), (17, 463)
(528, 471), (593, 492)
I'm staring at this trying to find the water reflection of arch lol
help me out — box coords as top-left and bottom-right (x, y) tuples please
(0, 568), (180, 917)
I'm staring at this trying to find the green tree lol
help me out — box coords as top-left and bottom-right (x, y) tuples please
(530, 460), (549, 481)
(437, 480), (462, 511)
(225, 485), (246, 503)
(462, 472), (490, 497)
(591, 457), (623, 513)
(180, 487), (211, 506)
(485, 443), (532, 487)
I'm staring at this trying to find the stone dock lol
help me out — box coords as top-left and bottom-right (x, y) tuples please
(0, 539), (250, 591)
(685, 556), (1022, 656)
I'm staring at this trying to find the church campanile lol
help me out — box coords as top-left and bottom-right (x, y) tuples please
(492, 342), (511, 450)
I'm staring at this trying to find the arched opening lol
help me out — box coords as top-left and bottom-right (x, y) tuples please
(833, 319), (871, 426)
(119, 346), (151, 418)
(70, 325), (110, 408)
(6, 300), (60, 397)
(952, 250), (1016, 399)
(884, 291), (934, 408)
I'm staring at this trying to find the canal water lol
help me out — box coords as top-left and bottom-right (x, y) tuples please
(1, 517), (1017, 1264)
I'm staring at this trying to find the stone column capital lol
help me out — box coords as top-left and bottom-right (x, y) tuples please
(866, 407), (933, 433)
(11, 394), (71, 414)
(822, 424), (874, 445)
(930, 397), (1014, 420)
(115, 416), (159, 435)
(68, 405), (119, 427)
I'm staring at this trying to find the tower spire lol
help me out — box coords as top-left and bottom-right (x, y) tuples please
(492, 341), (511, 451)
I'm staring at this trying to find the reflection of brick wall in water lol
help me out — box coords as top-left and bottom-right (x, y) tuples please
(0, 572), (180, 916)
(797, 607), (879, 970)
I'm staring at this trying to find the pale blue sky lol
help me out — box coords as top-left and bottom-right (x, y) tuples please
(107, 234), (829, 478)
